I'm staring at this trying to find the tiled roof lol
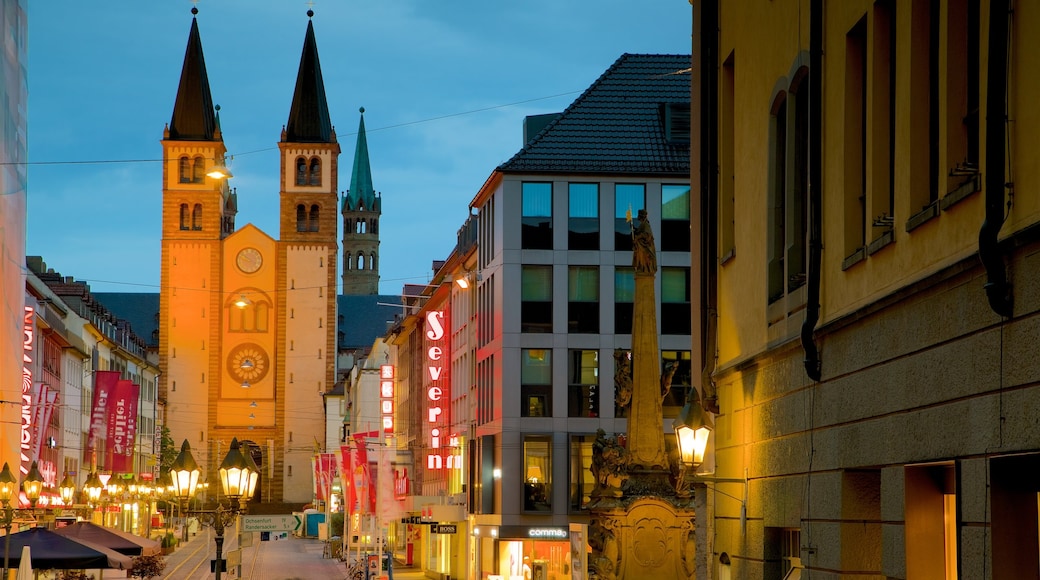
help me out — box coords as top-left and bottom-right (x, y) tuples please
(337, 294), (404, 350)
(94, 293), (160, 348)
(499, 53), (692, 175)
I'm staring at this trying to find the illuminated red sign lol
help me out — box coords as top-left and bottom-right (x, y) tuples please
(20, 306), (34, 476)
(380, 365), (394, 433)
(425, 311), (448, 471)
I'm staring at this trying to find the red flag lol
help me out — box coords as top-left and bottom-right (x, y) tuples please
(107, 379), (139, 472)
(87, 371), (120, 458)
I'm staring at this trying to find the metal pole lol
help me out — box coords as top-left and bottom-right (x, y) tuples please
(3, 511), (12, 580)
(214, 522), (225, 580)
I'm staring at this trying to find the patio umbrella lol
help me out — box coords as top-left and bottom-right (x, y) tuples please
(53, 522), (161, 556)
(15, 546), (31, 580)
(3, 527), (130, 570)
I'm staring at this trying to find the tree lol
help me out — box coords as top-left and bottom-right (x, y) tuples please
(158, 426), (177, 476)
(129, 554), (167, 579)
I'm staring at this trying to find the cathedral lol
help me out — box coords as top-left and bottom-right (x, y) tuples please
(158, 8), (378, 503)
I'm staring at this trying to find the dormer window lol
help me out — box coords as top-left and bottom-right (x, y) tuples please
(664, 103), (691, 143)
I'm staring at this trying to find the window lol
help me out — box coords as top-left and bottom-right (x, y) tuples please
(614, 267), (634, 334)
(520, 349), (551, 418)
(661, 184), (691, 251)
(521, 265), (552, 333)
(192, 156), (205, 183)
(569, 183), (599, 250)
(296, 204), (307, 232)
(661, 267), (691, 335)
(660, 351), (691, 409)
(179, 204), (189, 230)
(990, 454), (1040, 578)
(569, 434), (596, 511)
(228, 296), (270, 332)
(781, 529), (802, 580)
(664, 103), (692, 143)
(523, 434), (552, 512)
(567, 350), (598, 418)
(568, 266), (598, 334)
(522, 182), (553, 250)
(720, 52), (736, 261)
(614, 184), (645, 251)
(844, 17), (867, 263)
(907, 0), (939, 221)
(309, 158), (321, 186)
(767, 69), (809, 304)
(906, 462), (957, 580)
(191, 204), (202, 231)
(179, 156), (191, 183)
(309, 204), (320, 232)
(869, 1), (896, 250)
(296, 157), (307, 186)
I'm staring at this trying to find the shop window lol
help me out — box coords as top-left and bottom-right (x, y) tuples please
(521, 348), (551, 418)
(990, 454), (1040, 578)
(567, 350), (598, 418)
(568, 266), (599, 334)
(614, 184), (644, 251)
(905, 462), (958, 580)
(614, 267), (634, 334)
(569, 434), (595, 511)
(522, 182), (553, 250)
(523, 435), (552, 512)
(661, 267), (691, 335)
(521, 265), (552, 333)
(569, 183), (599, 250)
(661, 184), (691, 251)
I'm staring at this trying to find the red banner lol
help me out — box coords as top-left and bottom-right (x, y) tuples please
(88, 371), (120, 457)
(107, 379), (140, 472)
(342, 431), (378, 514)
(313, 453), (337, 501)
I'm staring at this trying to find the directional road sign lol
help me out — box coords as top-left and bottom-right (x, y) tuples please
(241, 514), (298, 533)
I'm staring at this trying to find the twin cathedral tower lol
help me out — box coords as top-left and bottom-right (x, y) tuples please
(158, 9), (378, 502)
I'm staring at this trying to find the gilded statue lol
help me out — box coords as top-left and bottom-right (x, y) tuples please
(632, 208), (657, 275)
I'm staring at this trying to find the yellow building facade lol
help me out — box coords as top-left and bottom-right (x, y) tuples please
(159, 13), (338, 503)
(701, 0), (1040, 578)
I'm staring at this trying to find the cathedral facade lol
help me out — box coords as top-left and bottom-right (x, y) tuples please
(158, 10), (339, 503)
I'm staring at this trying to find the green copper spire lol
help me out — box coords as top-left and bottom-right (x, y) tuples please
(345, 107), (377, 211)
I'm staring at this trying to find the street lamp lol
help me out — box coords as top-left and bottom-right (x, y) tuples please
(59, 472), (77, 506)
(170, 438), (254, 580)
(22, 461), (44, 510)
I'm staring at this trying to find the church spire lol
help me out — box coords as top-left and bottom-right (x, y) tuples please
(346, 107), (377, 211)
(285, 11), (333, 143)
(169, 8), (217, 141)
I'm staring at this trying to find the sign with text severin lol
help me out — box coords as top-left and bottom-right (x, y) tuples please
(424, 310), (451, 473)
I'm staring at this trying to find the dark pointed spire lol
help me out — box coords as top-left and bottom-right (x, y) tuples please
(346, 107), (376, 211)
(169, 11), (217, 141)
(285, 14), (333, 143)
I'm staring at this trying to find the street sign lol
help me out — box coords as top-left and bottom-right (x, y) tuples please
(241, 515), (297, 532)
(294, 514), (303, 533)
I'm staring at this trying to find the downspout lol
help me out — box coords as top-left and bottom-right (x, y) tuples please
(978, 0), (1013, 318)
(700, 0), (721, 413)
(801, 0), (823, 382)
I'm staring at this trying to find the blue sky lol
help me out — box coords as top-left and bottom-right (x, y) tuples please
(26, 1), (692, 295)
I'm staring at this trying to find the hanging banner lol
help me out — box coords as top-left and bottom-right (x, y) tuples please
(19, 306), (37, 477)
(313, 452), (337, 502)
(108, 382), (140, 478)
(87, 371), (120, 458)
(107, 379), (139, 472)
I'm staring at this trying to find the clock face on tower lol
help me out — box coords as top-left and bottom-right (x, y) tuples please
(227, 343), (270, 384)
(236, 247), (263, 273)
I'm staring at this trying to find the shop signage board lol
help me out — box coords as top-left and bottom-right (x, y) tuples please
(432, 524), (457, 534)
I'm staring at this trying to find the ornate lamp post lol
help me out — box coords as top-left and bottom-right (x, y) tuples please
(59, 472), (77, 507)
(22, 461), (44, 510)
(170, 438), (253, 580)
(672, 390), (715, 497)
(0, 462), (19, 580)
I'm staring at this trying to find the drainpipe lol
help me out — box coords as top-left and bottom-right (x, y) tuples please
(801, 0), (823, 382)
(978, 0), (1013, 318)
(700, 0), (720, 413)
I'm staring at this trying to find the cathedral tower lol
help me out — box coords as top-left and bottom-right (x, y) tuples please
(341, 108), (381, 295)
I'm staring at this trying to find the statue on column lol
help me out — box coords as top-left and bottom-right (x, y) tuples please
(632, 209), (657, 275)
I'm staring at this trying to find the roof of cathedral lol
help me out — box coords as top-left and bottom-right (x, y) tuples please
(498, 53), (692, 175)
(284, 14), (333, 143)
(344, 108), (379, 212)
(168, 12), (218, 141)
(337, 294), (402, 350)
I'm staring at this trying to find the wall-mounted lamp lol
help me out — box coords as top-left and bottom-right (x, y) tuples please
(492, 468), (502, 480)
(673, 389), (714, 472)
(249, 401), (258, 408)
(234, 294), (251, 308)
(241, 381), (251, 389)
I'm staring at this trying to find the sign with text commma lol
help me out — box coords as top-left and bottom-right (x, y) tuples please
(379, 365), (395, 434)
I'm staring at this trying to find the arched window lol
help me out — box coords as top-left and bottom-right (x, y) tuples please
(309, 158), (321, 186)
(372, 219), (378, 234)
(370, 252), (377, 270)
(192, 156), (205, 183)
(358, 220), (365, 234)
(296, 157), (307, 185)
(228, 294), (271, 333)
(345, 219), (352, 234)
(309, 204), (320, 232)
(179, 157), (191, 183)
(179, 204), (190, 230)
(345, 254), (352, 270)
(296, 204), (307, 232)
(192, 204), (202, 230)
(357, 252), (365, 270)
